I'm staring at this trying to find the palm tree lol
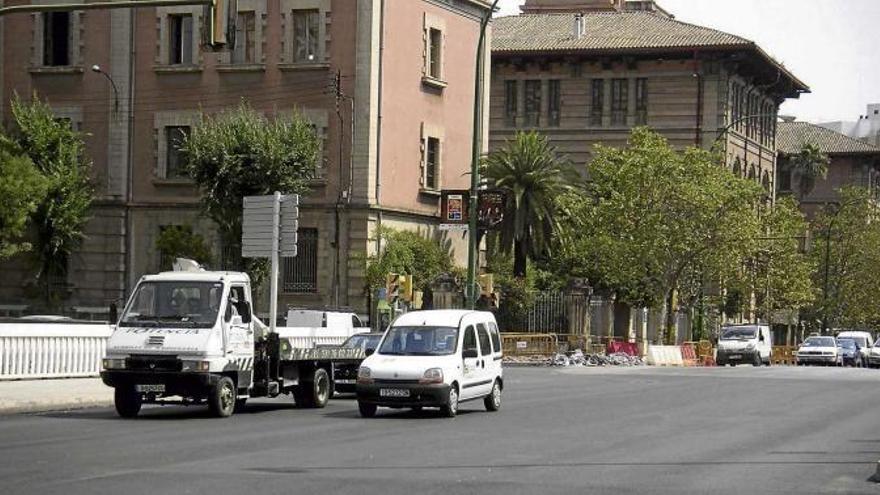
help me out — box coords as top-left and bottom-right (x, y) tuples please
(482, 131), (578, 278)
(790, 143), (830, 200)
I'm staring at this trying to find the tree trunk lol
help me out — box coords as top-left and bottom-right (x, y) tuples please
(513, 240), (527, 279)
(664, 289), (677, 345)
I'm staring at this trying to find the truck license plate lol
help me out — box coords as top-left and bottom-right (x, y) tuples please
(379, 388), (410, 398)
(136, 384), (165, 393)
(729, 354), (742, 360)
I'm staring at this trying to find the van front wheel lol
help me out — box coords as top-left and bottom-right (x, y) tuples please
(358, 401), (377, 418)
(114, 387), (142, 418)
(441, 386), (459, 418)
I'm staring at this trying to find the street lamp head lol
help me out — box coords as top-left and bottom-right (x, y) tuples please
(91, 64), (101, 73)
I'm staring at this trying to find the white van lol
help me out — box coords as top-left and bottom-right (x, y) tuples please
(716, 325), (772, 366)
(355, 310), (503, 418)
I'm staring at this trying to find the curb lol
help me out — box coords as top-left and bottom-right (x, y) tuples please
(0, 398), (113, 416)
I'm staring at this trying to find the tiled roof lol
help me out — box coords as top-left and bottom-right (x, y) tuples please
(776, 121), (880, 155)
(492, 12), (752, 53)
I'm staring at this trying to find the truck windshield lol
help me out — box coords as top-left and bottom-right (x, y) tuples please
(721, 327), (757, 340)
(378, 326), (458, 356)
(120, 281), (224, 328)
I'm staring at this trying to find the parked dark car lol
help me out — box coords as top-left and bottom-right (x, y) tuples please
(333, 333), (384, 394)
(837, 338), (864, 367)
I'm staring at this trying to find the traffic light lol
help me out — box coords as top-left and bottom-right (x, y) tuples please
(479, 274), (494, 297)
(206, 0), (237, 48)
(385, 273), (400, 304)
(400, 275), (414, 302)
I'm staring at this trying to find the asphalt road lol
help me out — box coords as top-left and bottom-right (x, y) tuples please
(2, 366), (879, 495)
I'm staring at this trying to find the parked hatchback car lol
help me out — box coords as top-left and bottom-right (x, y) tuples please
(332, 333), (384, 394)
(796, 336), (841, 366)
(356, 310), (503, 418)
(837, 338), (863, 367)
(868, 341), (880, 368)
(836, 331), (874, 365)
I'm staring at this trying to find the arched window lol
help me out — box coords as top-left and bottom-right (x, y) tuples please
(733, 157), (742, 176)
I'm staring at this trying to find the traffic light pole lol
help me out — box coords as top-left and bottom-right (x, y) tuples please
(466, 0), (498, 309)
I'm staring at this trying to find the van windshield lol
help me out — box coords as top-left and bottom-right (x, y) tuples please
(721, 327), (757, 340)
(378, 326), (458, 356)
(120, 281), (224, 328)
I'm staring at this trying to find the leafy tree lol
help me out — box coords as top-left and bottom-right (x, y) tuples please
(184, 102), (318, 282)
(811, 187), (880, 332)
(481, 131), (579, 279)
(6, 95), (93, 309)
(0, 148), (48, 260)
(556, 128), (764, 342)
(155, 225), (213, 270)
(788, 143), (829, 199)
(365, 228), (456, 293)
(731, 197), (815, 324)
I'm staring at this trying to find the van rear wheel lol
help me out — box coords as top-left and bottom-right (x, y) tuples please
(484, 380), (502, 412)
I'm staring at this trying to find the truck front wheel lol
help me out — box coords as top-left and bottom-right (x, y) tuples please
(208, 376), (236, 418)
(114, 387), (142, 418)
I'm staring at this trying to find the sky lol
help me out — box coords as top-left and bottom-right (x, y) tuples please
(495, 0), (880, 124)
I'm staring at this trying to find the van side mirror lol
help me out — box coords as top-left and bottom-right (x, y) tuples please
(108, 303), (118, 324)
(224, 303), (233, 322)
(241, 302), (252, 324)
(463, 348), (479, 359)
(365, 348), (375, 357)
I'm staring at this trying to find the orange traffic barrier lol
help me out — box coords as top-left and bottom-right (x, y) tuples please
(681, 343), (698, 366)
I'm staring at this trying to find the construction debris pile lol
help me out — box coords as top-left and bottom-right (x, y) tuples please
(504, 349), (646, 367)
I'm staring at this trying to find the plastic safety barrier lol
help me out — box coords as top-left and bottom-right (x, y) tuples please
(0, 323), (112, 380)
(646, 345), (685, 366)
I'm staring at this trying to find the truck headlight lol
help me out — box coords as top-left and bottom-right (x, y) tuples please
(357, 366), (373, 384)
(181, 360), (211, 372)
(420, 368), (444, 384)
(102, 358), (126, 370)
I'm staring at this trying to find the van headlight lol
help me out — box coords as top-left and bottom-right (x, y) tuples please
(181, 360), (211, 372)
(419, 368), (444, 384)
(102, 358), (126, 370)
(357, 366), (373, 385)
(745, 343), (756, 351)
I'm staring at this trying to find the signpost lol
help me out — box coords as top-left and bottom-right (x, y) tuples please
(242, 192), (299, 333)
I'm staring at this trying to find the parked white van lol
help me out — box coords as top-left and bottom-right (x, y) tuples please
(716, 325), (772, 366)
(355, 310), (503, 418)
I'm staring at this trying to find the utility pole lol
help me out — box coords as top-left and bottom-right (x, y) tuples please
(329, 69), (355, 309)
(466, 0), (499, 309)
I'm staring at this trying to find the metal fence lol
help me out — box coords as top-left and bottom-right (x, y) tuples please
(0, 322), (112, 380)
(496, 291), (589, 335)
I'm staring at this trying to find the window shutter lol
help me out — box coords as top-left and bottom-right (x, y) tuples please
(419, 123), (426, 186)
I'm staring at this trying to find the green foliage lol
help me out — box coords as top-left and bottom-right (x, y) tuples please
(556, 128), (765, 340)
(155, 225), (213, 270)
(365, 228), (456, 292)
(788, 143), (829, 199)
(811, 187), (880, 331)
(730, 197), (815, 322)
(0, 148), (47, 259)
(481, 131), (579, 278)
(184, 102), (318, 283)
(6, 94), (93, 307)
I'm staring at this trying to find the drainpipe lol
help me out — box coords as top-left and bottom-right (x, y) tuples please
(693, 50), (703, 148)
(124, 8), (136, 299)
(371, 0), (386, 318)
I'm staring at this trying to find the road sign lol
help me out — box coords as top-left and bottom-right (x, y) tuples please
(241, 192), (299, 335)
(242, 194), (299, 257)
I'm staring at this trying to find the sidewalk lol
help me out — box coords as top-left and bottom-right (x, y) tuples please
(0, 377), (113, 415)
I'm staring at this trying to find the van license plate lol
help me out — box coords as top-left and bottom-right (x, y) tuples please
(729, 354), (742, 360)
(136, 384), (165, 393)
(380, 388), (410, 398)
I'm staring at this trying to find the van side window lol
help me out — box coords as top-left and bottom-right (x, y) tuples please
(477, 323), (492, 356)
(463, 326), (477, 354)
(488, 322), (501, 352)
(230, 286), (250, 323)
(352, 315), (363, 328)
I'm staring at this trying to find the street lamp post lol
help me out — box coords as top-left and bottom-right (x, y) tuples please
(466, 0), (499, 309)
(91, 64), (119, 115)
(710, 114), (777, 152)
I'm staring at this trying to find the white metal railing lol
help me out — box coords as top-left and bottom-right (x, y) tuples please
(0, 323), (112, 380)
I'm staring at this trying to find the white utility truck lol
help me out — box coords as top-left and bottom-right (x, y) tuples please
(100, 263), (367, 418)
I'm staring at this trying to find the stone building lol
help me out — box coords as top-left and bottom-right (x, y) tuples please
(488, 0), (809, 343)
(776, 120), (880, 218)
(0, 0), (493, 318)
